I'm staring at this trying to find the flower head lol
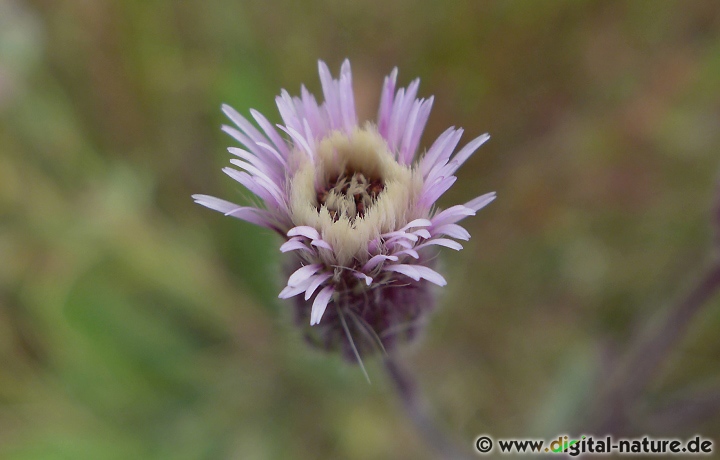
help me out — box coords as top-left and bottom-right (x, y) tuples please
(193, 60), (495, 360)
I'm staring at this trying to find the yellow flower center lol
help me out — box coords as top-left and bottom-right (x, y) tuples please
(289, 126), (423, 264)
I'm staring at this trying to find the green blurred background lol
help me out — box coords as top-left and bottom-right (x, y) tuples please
(1, 1), (719, 458)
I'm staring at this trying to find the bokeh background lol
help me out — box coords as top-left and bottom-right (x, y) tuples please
(2, 1), (720, 458)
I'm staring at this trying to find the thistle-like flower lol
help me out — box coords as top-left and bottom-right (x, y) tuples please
(193, 60), (495, 361)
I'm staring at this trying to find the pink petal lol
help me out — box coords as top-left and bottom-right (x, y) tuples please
(388, 239), (414, 250)
(382, 231), (419, 242)
(300, 85), (325, 137)
(338, 59), (357, 133)
(398, 99), (421, 164)
(415, 266), (447, 286)
(221, 125), (276, 165)
(352, 272), (373, 285)
(288, 263), (323, 287)
(420, 127), (463, 178)
(287, 226), (321, 240)
(396, 249), (420, 259)
(412, 229), (432, 239)
(254, 142), (288, 168)
(384, 264), (421, 281)
(399, 218), (432, 231)
(277, 125), (314, 162)
(318, 61), (341, 130)
(228, 158), (280, 189)
(250, 108), (290, 157)
(275, 90), (302, 134)
(278, 277), (313, 299)
(222, 168), (282, 207)
(191, 195), (273, 228)
(431, 205), (476, 226)
(362, 254), (399, 272)
(465, 192), (497, 212)
(446, 133), (490, 175)
(311, 239), (333, 250)
(377, 67), (398, 138)
(222, 104), (267, 147)
(432, 223), (471, 241)
(227, 147), (281, 183)
(399, 97), (434, 165)
(310, 285), (335, 325)
(304, 273), (333, 301)
(387, 79), (421, 152)
(302, 119), (316, 152)
(280, 238), (312, 253)
(385, 87), (403, 150)
(416, 238), (464, 251)
(421, 175), (457, 207)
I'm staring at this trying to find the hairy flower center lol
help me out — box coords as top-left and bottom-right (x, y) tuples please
(317, 171), (385, 222)
(289, 127), (422, 265)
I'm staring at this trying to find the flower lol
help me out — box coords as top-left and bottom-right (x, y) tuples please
(193, 60), (495, 360)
